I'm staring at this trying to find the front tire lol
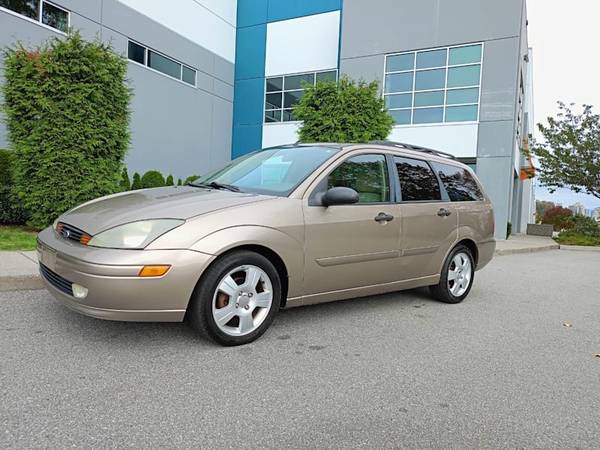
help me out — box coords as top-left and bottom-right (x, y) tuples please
(188, 251), (281, 346)
(429, 245), (475, 304)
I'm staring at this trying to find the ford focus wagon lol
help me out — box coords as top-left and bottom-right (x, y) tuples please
(38, 141), (495, 345)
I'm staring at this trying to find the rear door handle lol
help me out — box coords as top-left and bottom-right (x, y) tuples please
(437, 208), (451, 217)
(374, 212), (394, 223)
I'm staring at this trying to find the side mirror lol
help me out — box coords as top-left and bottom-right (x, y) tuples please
(321, 187), (359, 207)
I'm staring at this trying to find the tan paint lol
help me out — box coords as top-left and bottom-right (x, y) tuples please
(38, 143), (495, 322)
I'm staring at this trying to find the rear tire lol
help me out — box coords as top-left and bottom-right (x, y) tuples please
(429, 245), (475, 304)
(188, 250), (281, 346)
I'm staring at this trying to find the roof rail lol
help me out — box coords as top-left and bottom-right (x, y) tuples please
(367, 140), (456, 160)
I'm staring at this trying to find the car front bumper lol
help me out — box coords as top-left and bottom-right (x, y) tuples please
(37, 227), (214, 322)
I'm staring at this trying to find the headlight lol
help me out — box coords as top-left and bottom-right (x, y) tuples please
(87, 219), (184, 249)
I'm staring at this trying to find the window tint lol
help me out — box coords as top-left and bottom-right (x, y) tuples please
(394, 157), (441, 202)
(128, 41), (197, 86)
(128, 41), (145, 64)
(328, 154), (390, 203)
(431, 163), (484, 201)
(41, 1), (68, 32)
(1, 0), (39, 19)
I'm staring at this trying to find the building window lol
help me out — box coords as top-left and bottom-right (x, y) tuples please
(1, 0), (69, 33)
(384, 43), (483, 125)
(264, 70), (337, 123)
(127, 40), (196, 87)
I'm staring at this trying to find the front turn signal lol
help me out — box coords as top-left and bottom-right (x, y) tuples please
(138, 265), (171, 277)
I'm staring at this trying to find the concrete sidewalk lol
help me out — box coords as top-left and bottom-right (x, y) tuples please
(495, 234), (560, 255)
(0, 234), (562, 291)
(0, 250), (43, 291)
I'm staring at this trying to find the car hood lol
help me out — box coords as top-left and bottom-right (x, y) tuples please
(59, 186), (274, 235)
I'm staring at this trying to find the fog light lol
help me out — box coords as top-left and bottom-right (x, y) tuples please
(72, 284), (88, 299)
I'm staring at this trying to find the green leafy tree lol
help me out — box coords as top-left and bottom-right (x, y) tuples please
(131, 172), (142, 190)
(530, 102), (600, 200)
(177, 178), (183, 186)
(140, 170), (165, 188)
(293, 76), (393, 143)
(184, 175), (200, 185)
(119, 167), (131, 191)
(2, 32), (132, 228)
(165, 174), (174, 186)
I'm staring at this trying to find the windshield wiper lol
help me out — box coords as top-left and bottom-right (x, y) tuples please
(189, 181), (241, 192)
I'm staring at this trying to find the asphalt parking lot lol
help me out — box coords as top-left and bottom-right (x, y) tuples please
(1, 249), (599, 449)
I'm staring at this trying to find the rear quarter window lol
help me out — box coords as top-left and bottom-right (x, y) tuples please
(430, 162), (484, 201)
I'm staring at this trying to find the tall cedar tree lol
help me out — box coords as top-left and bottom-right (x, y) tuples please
(2, 32), (132, 227)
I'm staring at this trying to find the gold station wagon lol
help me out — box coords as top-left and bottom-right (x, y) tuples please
(38, 141), (495, 345)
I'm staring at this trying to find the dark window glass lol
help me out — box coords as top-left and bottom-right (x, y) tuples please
(266, 77), (282, 92)
(284, 90), (303, 108)
(284, 73), (314, 90)
(390, 109), (411, 125)
(328, 154), (390, 203)
(264, 110), (281, 123)
(394, 157), (441, 202)
(1, 0), (39, 20)
(128, 41), (145, 64)
(413, 107), (443, 124)
(431, 162), (483, 201)
(265, 93), (282, 109)
(182, 66), (196, 85)
(415, 68), (446, 90)
(148, 50), (181, 79)
(316, 70), (336, 83)
(282, 109), (295, 122)
(41, 1), (68, 32)
(385, 72), (413, 93)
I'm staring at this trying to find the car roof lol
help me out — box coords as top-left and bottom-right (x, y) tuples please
(270, 141), (466, 168)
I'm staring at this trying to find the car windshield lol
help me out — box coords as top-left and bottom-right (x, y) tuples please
(193, 146), (339, 196)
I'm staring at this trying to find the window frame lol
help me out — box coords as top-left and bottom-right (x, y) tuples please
(383, 42), (484, 127)
(126, 39), (197, 88)
(1, 0), (70, 34)
(264, 69), (338, 124)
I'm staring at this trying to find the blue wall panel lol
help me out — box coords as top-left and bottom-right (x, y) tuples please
(267, 0), (342, 22)
(237, 0), (268, 28)
(232, 0), (343, 158)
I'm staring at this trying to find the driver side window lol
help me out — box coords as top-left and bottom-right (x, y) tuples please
(328, 154), (390, 203)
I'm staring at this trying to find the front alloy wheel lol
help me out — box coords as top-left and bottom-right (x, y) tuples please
(188, 251), (281, 346)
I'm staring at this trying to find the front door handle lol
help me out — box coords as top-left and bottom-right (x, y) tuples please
(374, 212), (394, 223)
(437, 208), (452, 217)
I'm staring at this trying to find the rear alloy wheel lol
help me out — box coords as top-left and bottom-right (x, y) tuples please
(429, 245), (475, 304)
(188, 251), (281, 346)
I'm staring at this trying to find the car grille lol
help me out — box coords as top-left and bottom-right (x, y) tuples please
(56, 222), (91, 245)
(40, 263), (73, 296)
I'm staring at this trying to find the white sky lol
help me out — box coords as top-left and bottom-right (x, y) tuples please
(527, 0), (600, 209)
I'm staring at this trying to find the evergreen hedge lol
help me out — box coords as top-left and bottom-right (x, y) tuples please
(0, 149), (29, 224)
(2, 32), (132, 228)
(294, 76), (393, 143)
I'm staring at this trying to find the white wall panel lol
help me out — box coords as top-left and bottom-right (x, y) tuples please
(262, 123), (301, 148)
(388, 123), (479, 158)
(265, 11), (340, 76)
(117, 0), (236, 62)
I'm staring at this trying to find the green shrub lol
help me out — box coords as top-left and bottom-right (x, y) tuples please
(119, 167), (131, 191)
(556, 231), (600, 246)
(166, 174), (174, 186)
(506, 222), (512, 238)
(0, 149), (12, 185)
(177, 178), (183, 186)
(0, 149), (28, 224)
(2, 32), (132, 228)
(294, 76), (394, 143)
(184, 175), (200, 185)
(568, 215), (600, 237)
(140, 170), (165, 188)
(131, 173), (142, 190)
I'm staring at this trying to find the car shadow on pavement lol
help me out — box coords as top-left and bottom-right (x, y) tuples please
(42, 287), (437, 348)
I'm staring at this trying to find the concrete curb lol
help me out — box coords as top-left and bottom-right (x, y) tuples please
(0, 274), (44, 292)
(494, 244), (560, 256)
(559, 245), (600, 252)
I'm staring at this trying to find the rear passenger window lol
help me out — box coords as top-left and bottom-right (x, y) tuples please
(394, 157), (441, 202)
(431, 162), (484, 201)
